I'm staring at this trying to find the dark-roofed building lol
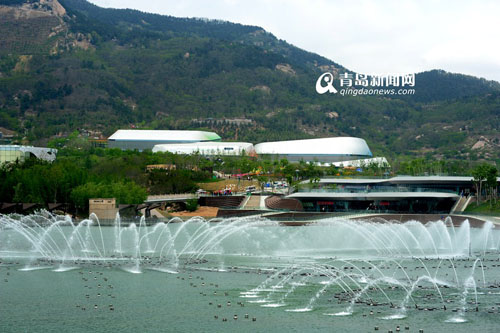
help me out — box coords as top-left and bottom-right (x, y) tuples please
(288, 176), (500, 214)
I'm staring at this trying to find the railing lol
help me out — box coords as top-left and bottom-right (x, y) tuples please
(147, 193), (196, 201)
(56, 210), (500, 227)
(317, 175), (391, 180)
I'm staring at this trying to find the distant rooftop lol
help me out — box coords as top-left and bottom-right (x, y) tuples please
(108, 130), (221, 142)
(315, 176), (500, 185)
(288, 192), (459, 200)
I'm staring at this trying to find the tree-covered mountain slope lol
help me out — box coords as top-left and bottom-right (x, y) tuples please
(0, 0), (498, 163)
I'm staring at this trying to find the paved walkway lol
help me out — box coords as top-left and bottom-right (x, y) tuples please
(243, 195), (261, 209)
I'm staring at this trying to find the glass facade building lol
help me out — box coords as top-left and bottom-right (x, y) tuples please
(0, 145), (57, 164)
(0, 146), (26, 164)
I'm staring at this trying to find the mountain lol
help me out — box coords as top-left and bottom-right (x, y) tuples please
(0, 0), (499, 163)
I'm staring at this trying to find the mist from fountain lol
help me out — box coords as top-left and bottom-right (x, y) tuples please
(2, 212), (499, 268)
(2, 211), (500, 325)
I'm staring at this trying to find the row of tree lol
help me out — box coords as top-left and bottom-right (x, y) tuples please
(472, 164), (498, 206)
(0, 147), (212, 214)
(1, 143), (497, 214)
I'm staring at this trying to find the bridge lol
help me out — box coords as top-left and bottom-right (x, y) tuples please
(145, 194), (196, 204)
(137, 194), (197, 218)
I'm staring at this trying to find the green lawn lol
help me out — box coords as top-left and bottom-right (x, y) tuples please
(465, 199), (500, 214)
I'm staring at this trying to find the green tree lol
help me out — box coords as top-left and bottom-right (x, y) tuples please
(472, 164), (497, 206)
(70, 181), (147, 213)
(185, 198), (199, 212)
(485, 165), (498, 206)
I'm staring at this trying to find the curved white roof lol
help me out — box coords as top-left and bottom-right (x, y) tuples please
(153, 142), (254, 156)
(108, 130), (221, 142)
(254, 137), (372, 157)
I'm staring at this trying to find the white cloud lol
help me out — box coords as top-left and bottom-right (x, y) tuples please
(89, 0), (500, 82)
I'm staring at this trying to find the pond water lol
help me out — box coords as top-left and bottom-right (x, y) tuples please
(1, 212), (500, 332)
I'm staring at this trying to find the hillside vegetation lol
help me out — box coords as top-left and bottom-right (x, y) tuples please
(0, 0), (498, 164)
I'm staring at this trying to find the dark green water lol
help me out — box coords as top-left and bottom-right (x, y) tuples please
(2, 255), (500, 333)
(2, 217), (500, 332)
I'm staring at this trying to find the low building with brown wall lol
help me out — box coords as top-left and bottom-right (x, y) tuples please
(89, 198), (118, 220)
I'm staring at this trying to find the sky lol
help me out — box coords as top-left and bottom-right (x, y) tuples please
(89, 0), (500, 82)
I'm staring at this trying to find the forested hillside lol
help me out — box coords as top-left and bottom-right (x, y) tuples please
(0, 0), (499, 163)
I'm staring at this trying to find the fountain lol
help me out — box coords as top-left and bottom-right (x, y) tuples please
(1, 211), (500, 332)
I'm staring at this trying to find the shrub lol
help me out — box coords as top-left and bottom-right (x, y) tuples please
(185, 198), (199, 212)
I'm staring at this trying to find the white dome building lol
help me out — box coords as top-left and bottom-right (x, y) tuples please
(153, 142), (254, 156)
(107, 130), (221, 151)
(254, 137), (372, 163)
